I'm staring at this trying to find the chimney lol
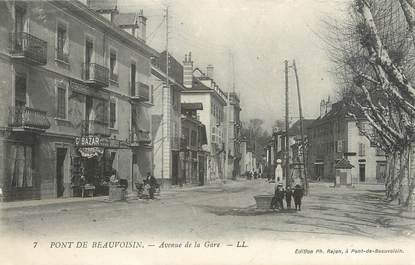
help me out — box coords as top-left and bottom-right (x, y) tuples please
(138, 9), (147, 42)
(183, 52), (193, 88)
(320, 99), (326, 117)
(207, 64), (214, 79)
(326, 96), (332, 113)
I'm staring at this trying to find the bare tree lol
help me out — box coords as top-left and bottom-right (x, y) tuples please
(323, 0), (415, 206)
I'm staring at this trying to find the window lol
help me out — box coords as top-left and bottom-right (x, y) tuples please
(336, 140), (343, 153)
(57, 86), (67, 119)
(358, 143), (366, 156)
(376, 148), (385, 156)
(56, 22), (69, 62)
(130, 62), (136, 96)
(109, 49), (118, 82)
(10, 144), (33, 188)
(358, 122), (366, 136)
(109, 99), (117, 128)
(94, 98), (108, 124)
(150, 85), (154, 103)
(183, 127), (190, 146)
(191, 130), (197, 147)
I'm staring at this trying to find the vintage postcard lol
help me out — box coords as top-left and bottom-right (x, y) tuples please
(0, 0), (414, 264)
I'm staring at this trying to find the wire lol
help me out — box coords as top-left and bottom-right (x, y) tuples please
(147, 17), (165, 42)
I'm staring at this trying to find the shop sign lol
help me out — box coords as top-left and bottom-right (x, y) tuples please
(75, 135), (101, 147)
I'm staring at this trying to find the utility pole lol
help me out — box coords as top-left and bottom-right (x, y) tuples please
(284, 60), (290, 189)
(161, 6), (169, 185)
(293, 60), (308, 195)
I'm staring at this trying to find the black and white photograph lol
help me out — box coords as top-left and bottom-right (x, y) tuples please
(0, 0), (414, 264)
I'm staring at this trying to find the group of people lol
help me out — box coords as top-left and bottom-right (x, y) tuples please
(135, 172), (159, 200)
(271, 184), (304, 211)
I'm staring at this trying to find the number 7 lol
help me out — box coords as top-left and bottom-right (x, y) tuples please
(33, 242), (38, 248)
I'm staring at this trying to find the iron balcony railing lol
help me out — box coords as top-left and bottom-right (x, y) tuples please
(9, 32), (47, 65)
(80, 120), (110, 136)
(130, 129), (151, 145)
(82, 63), (109, 88)
(9, 106), (50, 131)
(130, 82), (150, 102)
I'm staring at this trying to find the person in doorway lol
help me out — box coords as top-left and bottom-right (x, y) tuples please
(285, 186), (293, 209)
(293, 184), (304, 211)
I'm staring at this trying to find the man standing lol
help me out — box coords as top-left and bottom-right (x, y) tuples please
(293, 184), (304, 211)
(275, 184), (285, 210)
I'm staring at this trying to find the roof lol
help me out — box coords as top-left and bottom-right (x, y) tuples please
(288, 119), (315, 136)
(335, 158), (354, 169)
(181, 103), (203, 110)
(113, 13), (137, 26)
(88, 0), (117, 11)
(309, 100), (364, 128)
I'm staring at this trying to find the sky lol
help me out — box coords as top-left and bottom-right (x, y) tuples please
(119, 0), (349, 131)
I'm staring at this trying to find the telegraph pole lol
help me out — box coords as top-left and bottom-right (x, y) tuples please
(161, 6), (169, 185)
(284, 60), (290, 189)
(293, 60), (308, 195)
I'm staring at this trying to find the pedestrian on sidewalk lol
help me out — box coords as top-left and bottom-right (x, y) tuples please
(273, 184), (285, 210)
(293, 184), (304, 211)
(146, 172), (158, 200)
(285, 186), (293, 209)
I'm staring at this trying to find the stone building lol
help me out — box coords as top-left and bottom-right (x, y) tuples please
(307, 99), (387, 184)
(151, 51), (184, 186)
(0, 0), (157, 201)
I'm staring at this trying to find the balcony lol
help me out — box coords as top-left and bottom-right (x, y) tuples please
(130, 129), (151, 146)
(80, 120), (110, 137)
(81, 63), (109, 88)
(9, 106), (50, 132)
(9, 32), (47, 65)
(130, 82), (150, 102)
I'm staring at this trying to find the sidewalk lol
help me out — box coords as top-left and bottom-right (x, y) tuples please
(0, 178), (249, 210)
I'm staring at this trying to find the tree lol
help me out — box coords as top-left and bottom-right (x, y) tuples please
(323, 0), (415, 207)
(241, 119), (271, 162)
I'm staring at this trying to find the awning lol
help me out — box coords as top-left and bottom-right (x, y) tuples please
(79, 147), (104, 159)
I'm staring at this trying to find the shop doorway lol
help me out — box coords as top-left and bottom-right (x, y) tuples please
(172, 151), (179, 185)
(56, 148), (67, 197)
(198, 156), (205, 186)
(359, 164), (366, 182)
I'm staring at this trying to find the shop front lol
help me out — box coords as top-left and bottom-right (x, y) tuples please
(72, 135), (130, 197)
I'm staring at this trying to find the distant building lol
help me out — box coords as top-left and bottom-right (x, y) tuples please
(307, 99), (387, 184)
(180, 103), (208, 185)
(181, 52), (228, 183)
(224, 92), (242, 179)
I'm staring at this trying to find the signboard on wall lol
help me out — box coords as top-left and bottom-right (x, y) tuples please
(75, 135), (101, 147)
(75, 135), (130, 149)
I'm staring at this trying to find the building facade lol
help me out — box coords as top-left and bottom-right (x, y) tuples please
(307, 100), (387, 184)
(151, 51), (184, 186)
(224, 92), (242, 179)
(0, 0), (157, 201)
(180, 103), (208, 186)
(181, 52), (227, 183)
